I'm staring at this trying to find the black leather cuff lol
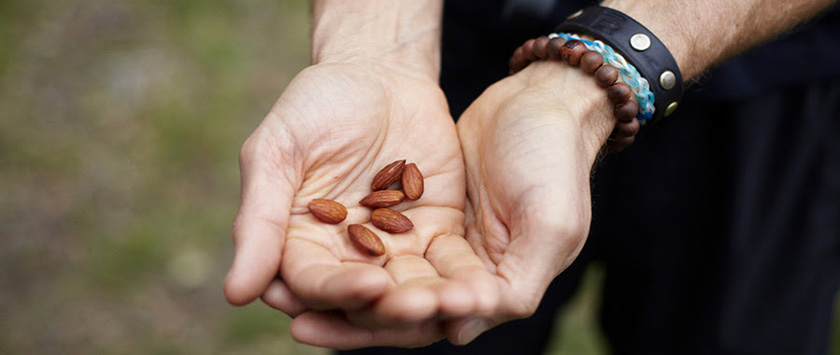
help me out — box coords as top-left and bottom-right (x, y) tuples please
(555, 6), (683, 123)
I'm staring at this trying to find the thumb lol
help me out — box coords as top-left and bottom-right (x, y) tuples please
(497, 186), (591, 317)
(224, 141), (298, 306)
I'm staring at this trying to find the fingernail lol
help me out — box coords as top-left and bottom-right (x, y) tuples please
(457, 319), (490, 345)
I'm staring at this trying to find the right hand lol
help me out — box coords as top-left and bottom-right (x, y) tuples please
(449, 60), (616, 344)
(224, 61), (498, 348)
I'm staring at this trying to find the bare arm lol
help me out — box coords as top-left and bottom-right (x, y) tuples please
(603, 0), (837, 79)
(451, 0), (838, 344)
(225, 0), (447, 306)
(226, 0), (502, 349)
(312, 0), (443, 81)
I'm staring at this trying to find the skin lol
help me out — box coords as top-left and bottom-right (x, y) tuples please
(226, 0), (838, 349)
(225, 0), (498, 347)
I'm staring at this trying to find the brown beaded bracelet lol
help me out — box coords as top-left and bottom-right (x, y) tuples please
(509, 36), (640, 153)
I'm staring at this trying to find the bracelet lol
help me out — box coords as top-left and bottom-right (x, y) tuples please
(509, 36), (640, 153)
(555, 6), (683, 123)
(553, 33), (655, 121)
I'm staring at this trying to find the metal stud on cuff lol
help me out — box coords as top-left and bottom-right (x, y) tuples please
(630, 33), (650, 51)
(659, 71), (676, 90)
(556, 6), (684, 123)
(665, 102), (679, 117)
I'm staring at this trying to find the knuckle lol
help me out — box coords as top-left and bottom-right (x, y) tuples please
(508, 297), (540, 319)
(231, 213), (246, 242)
(531, 204), (590, 244)
(238, 134), (261, 165)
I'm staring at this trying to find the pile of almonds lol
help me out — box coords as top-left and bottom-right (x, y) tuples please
(306, 159), (424, 256)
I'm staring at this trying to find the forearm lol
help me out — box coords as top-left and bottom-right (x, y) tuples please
(601, 0), (837, 80)
(504, 0), (835, 152)
(312, 0), (443, 81)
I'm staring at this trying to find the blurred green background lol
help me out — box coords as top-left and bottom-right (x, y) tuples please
(0, 1), (835, 354)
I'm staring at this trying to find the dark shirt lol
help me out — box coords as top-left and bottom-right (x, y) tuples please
(441, 0), (840, 116)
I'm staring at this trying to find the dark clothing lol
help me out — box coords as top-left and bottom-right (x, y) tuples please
(440, 1), (840, 113)
(590, 80), (840, 354)
(340, 1), (840, 354)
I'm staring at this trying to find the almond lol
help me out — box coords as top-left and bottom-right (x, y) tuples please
(370, 208), (413, 233)
(347, 224), (386, 256)
(359, 190), (405, 208)
(371, 159), (405, 191)
(307, 199), (347, 224)
(401, 163), (424, 200)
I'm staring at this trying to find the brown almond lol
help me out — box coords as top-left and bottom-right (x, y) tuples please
(401, 163), (424, 200)
(371, 159), (406, 191)
(370, 208), (413, 233)
(360, 190), (405, 208)
(347, 224), (386, 256)
(307, 199), (347, 224)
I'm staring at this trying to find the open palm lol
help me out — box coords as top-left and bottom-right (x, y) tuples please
(225, 63), (497, 348)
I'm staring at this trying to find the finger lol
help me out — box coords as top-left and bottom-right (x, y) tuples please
(345, 255), (441, 328)
(282, 238), (392, 310)
(495, 189), (590, 318)
(261, 279), (309, 317)
(345, 281), (439, 329)
(224, 142), (298, 306)
(385, 255), (440, 284)
(426, 234), (499, 314)
(376, 253), (479, 323)
(517, 200), (588, 281)
(290, 311), (444, 350)
(379, 208), (480, 318)
(446, 316), (493, 346)
(345, 254), (479, 330)
(348, 281), (473, 329)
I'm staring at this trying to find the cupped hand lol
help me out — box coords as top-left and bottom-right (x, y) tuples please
(224, 62), (497, 348)
(450, 61), (615, 344)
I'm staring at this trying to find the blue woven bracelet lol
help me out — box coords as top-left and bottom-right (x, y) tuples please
(555, 6), (684, 123)
(552, 32), (655, 121)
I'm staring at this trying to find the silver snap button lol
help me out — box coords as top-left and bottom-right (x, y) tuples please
(630, 33), (650, 51)
(665, 102), (679, 117)
(659, 71), (676, 90)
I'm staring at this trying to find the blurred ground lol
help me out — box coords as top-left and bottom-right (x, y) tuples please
(0, 0), (319, 353)
(0, 1), (835, 354)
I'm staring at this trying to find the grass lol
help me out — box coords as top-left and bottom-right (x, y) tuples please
(546, 264), (609, 355)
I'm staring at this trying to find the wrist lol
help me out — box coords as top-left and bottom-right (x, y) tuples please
(502, 61), (616, 162)
(312, 0), (442, 82)
(597, 0), (697, 79)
